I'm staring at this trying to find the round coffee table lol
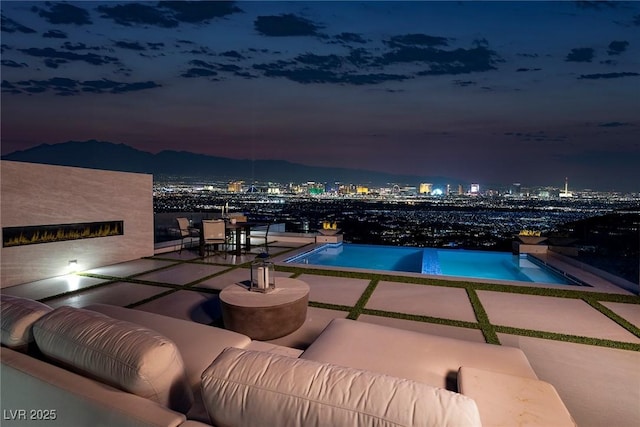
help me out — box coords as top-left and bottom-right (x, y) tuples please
(219, 277), (310, 340)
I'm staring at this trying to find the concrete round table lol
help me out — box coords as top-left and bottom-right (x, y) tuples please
(219, 277), (310, 340)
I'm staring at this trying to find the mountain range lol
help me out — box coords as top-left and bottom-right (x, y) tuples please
(2, 140), (455, 186)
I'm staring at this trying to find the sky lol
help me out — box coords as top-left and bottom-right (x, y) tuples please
(1, 1), (639, 192)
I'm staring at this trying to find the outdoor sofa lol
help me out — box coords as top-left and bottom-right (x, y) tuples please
(1, 294), (575, 426)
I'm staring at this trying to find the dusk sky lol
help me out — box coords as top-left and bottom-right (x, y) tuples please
(2, 1), (639, 191)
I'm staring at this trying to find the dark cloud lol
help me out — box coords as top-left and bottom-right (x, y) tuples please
(253, 60), (408, 85)
(4, 77), (161, 96)
(578, 72), (640, 79)
(453, 80), (476, 87)
(1, 59), (27, 68)
(19, 47), (119, 66)
(296, 53), (342, 69)
(157, 1), (242, 23)
(379, 46), (499, 74)
(386, 34), (449, 48)
(43, 30), (67, 39)
(148, 42), (165, 50)
(634, 14), (640, 26)
(221, 50), (244, 59)
(254, 14), (322, 37)
(334, 32), (367, 44)
(598, 122), (631, 127)
(414, 47), (500, 75)
(607, 40), (629, 55)
(115, 41), (146, 51)
(503, 131), (567, 143)
(33, 3), (91, 25)
(98, 3), (178, 28)
(1, 15), (37, 34)
(181, 68), (218, 78)
(516, 68), (541, 72)
(44, 58), (67, 69)
(62, 42), (101, 51)
(566, 47), (594, 62)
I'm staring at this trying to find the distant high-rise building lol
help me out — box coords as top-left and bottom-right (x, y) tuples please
(470, 183), (480, 194)
(228, 181), (243, 193)
(419, 183), (433, 194)
(559, 177), (573, 198)
(356, 185), (369, 194)
(458, 184), (464, 195)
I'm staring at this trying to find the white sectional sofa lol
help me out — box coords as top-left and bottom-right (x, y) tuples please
(0, 295), (575, 427)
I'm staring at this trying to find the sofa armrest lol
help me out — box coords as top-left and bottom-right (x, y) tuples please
(458, 366), (576, 427)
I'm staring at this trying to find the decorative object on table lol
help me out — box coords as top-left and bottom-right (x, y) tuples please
(250, 253), (275, 293)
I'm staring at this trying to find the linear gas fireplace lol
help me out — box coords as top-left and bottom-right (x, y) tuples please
(2, 221), (124, 247)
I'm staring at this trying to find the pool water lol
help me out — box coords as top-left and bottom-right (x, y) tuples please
(286, 243), (580, 285)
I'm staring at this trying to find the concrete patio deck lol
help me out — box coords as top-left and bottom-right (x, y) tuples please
(2, 240), (639, 427)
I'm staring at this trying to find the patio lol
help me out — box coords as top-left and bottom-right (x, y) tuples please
(2, 239), (639, 427)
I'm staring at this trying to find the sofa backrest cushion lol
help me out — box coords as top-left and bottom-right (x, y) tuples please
(0, 295), (52, 351)
(33, 306), (193, 413)
(201, 347), (482, 427)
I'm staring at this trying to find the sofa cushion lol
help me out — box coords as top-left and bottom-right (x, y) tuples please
(33, 306), (193, 413)
(0, 294), (52, 350)
(302, 318), (538, 390)
(201, 347), (482, 427)
(458, 366), (576, 427)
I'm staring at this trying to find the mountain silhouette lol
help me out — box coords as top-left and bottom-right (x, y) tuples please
(2, 140), (455, 186)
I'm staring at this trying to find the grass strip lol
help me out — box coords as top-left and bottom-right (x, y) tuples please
(467, 288), (500, 344)
(347, 278), (380, 320)
(494, 325), (640, 351)
(583, 298), (640, 339)
(360, 308), (479, 330)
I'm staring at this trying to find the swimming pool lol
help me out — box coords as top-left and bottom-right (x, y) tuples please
(285, 243), (583, 286)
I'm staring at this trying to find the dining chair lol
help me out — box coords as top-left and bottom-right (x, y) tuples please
(176, 217), (191, 253)
(202, 219), (227, 258)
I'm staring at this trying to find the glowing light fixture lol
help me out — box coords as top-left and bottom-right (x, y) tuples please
(68, 259), (79, 273)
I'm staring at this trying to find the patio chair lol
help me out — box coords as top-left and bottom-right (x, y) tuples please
(202, 219), (227, 258)
(248, 222), (271, 254)
(176, 217), (195, 253)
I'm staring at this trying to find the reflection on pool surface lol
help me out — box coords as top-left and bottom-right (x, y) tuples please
(285, 243), (581, 285)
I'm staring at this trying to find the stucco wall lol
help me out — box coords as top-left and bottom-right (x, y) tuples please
(1, 161), (153, 288)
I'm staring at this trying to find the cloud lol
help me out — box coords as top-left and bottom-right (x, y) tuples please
(62, 42), (101, 51)
(220, 50), (244, 60)
(254, 14), (322, 37)
(598, 122), (631, 127)
(453, 80), (476, 87)
(565, 47), (594, 62)
(115, 41), (146, 51)
(1, 15), (37, 34)
(181, 68), (218, 78)
(157, 1), (242, 23)
(334, 32), (367, 45)
(19, 47), (120, 66)
(1, 59), (27, 68)
(3, 77), (161, 96)
(43, 30), (68, 39)
(503, 131), (567, 143)
(516, 68), (541, 72)
(98, 3), (178, 28)
(385, 34), (449, 48)
(607, 40), (629, 55)
(33, 3), (91, 25)
(578, 72), (640, 79)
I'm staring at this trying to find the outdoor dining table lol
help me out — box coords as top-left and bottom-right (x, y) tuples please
(198, 220), (262, 256)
